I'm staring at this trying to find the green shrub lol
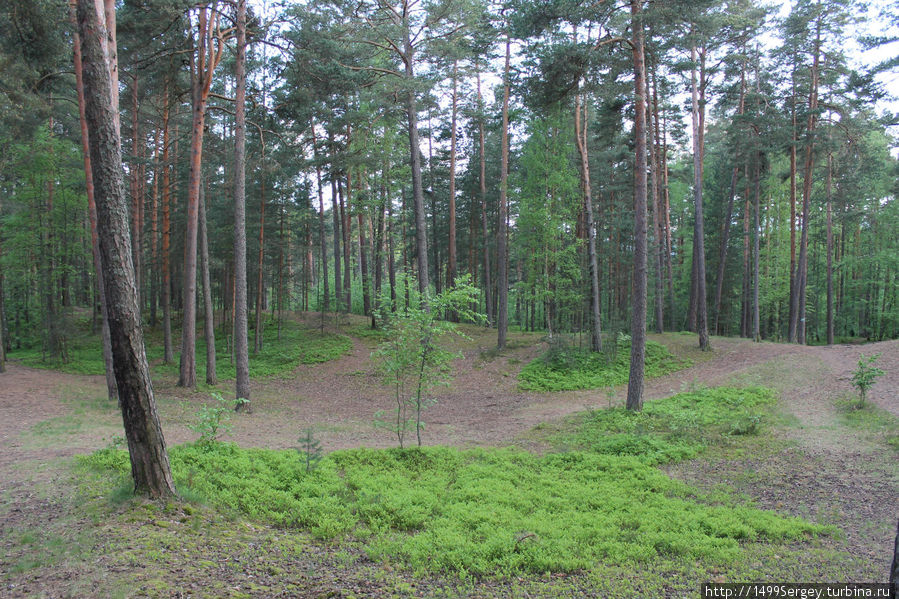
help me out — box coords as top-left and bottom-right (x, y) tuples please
(80, 394), (820, 578)
(550, 386), (778, 464)
(518, 339), (689, 392)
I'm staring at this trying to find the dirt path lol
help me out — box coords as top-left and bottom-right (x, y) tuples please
(1, 328), (897, 458)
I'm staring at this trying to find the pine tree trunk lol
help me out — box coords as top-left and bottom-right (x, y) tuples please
(341, 174), (351, 312)
(690, 40), (710, 351)
(312, 125), (329, 313)
(752, 158), (761, 342)
(574, 90), (603, 352)
(199, 174), (216, 385)
(447, 60), (458, 295)
(826, 150), (834, 345)
(71, 0), (117, 399)
(130, 75), (142, 303)
(180, 6), (221, 388)
(477, 69), (493, 326)
(161, 98), (174, 364)
(796, 19), (821, 346)
(404, 27), (429, 298)
(497, 33), (511, 349)
(76, 0), (175, 498)
(233, 0), (251, 408)
(649, 57), (664, 335)
(331, 164), (342, 313)
(254, 144), (266, 353)
(627, 0), (648, 411)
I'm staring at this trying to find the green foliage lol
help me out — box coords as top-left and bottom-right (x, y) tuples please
(550, 386), (779, 465)
(10, 318), (352, 379)
(518, 339), (690, 392)
(373, 279), (484, 448)
(297, 428), (323, 473)
(81, 436), (822, 576)
(849, 353), (884, 405)
(186, 393), (233, 445)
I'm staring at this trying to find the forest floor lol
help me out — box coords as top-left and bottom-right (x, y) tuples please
(1, 312), (897, 597)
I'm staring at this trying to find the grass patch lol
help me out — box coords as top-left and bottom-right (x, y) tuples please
(11, 317), (351, 379)
(344, 324), (389, 342)
(545, 386), (779, 465)
(835, 397), (899, 452)
(82, 397), (822, 578)
(518, 339), (689, 392)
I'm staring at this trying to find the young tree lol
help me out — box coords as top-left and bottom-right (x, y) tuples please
(75, 0), (175, 497)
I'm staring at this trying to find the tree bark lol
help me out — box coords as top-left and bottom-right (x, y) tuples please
(649, 55), (664, 335)
(497, 32), (511, 349)
(71, 0), (117, 399)
(627, 0), (648, 411)
(199, 175), (216, 385)
(574, 90), (603, 352)
(76, 0), (175, 498)
(404, 24), (430, 298)
(752, 158), (761, 342)
(331, 170), (342, 313)
(254, 142), (266, 352)
(690, 39), (710, 351)
(233, 0), (250, 408)
(312, 124), (329, 313)
(447, 60), (458, 295)
(477, 69), (493, 326)
(180, 5), (222, 388)
(826, 149), (834, 345)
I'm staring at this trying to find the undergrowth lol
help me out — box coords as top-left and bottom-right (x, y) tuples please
(547, 386), (779, 465)
(80, 387), (823, 577)
(518, 339), (689, 392)
(13, 318), (351, 379)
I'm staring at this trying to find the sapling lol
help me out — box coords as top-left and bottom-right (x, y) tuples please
(373, 276), (483, 448)
(188, 392), (233, 444)
(297, 428), (323, 472)
(850, 353), (884, 406)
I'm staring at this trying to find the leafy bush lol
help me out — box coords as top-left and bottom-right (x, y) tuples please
(518, 339), (689, 392)
(850, 353), (884, 405)
(186, 393), (234, 445)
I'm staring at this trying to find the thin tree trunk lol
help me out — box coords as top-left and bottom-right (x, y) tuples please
(788, 61), (799, 342)
(403, 25), (429, 298)
(71, 0), (117, 399)
(199, 174), (216, 384)
(690, 39), (710, 351)
(76, 0), (175, 497)
(826, 149), (834, 345)
(796, 17), (821, 346)
(332, 172), (342, 313)
(312, 124), (329, 313)
(752, 157), (761, 342)
(713, 57), (745, 334)
(161, 96), (173, 364)
(477, 69), (493, 326)
(648, 56), (664, 335)
(180, 5), (222, 388)
(149, 126), (160, 328)
(130, 74), (142, 303)
(447, 60), (458, 295)
(497, 32), (511, 349)
(340, 175), (351, 312)
(627, 0), (648, 411)
(233, 0), (250, 408)
(254, 142), (266, 353)
(574, 89), (603, 352)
